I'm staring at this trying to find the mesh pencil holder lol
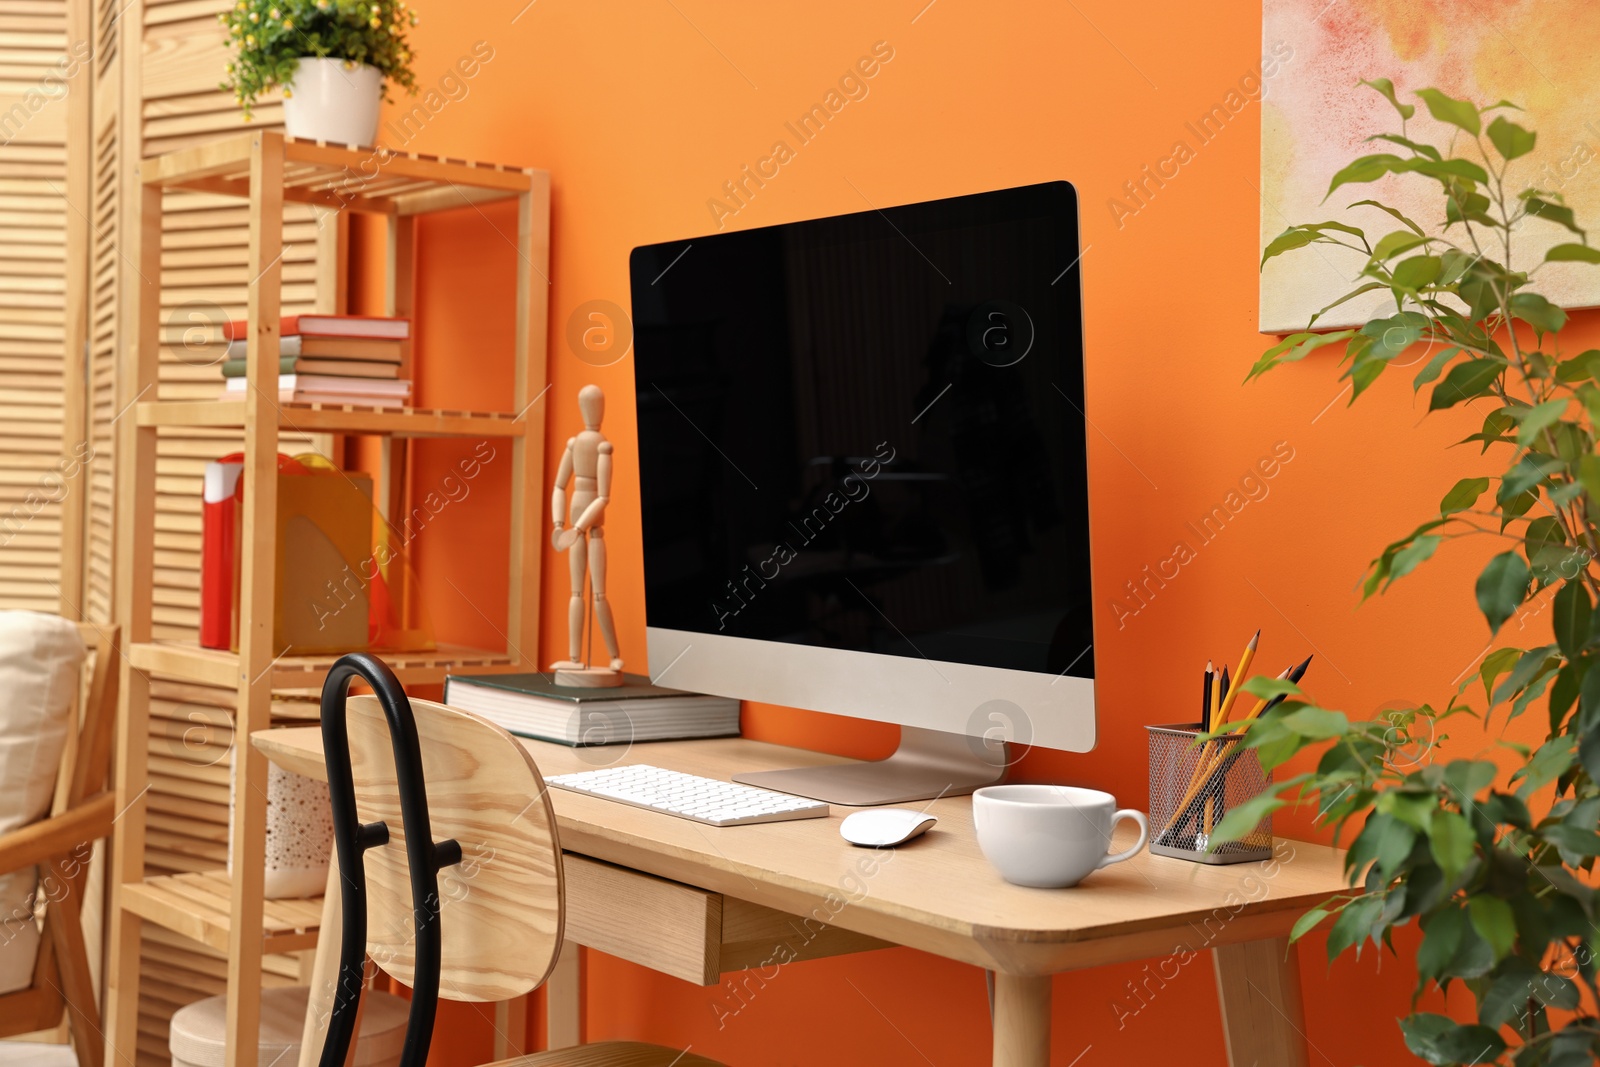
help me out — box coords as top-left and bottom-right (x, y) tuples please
(1146, 723), (1272, 864)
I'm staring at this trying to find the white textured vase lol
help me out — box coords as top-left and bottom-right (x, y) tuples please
(282, 56), (383, 146)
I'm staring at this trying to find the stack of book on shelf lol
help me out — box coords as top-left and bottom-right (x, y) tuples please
(220, 314), (413, 408)
(443, 672), (742, 746)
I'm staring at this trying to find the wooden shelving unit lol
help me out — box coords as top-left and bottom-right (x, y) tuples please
(104, 132), (550, 1067)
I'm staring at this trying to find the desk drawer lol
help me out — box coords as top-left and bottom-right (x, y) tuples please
(562, 853), (889, 985)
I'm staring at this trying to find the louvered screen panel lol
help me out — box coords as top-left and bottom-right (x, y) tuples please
(0, 0), (71, 611)
(83, 67), (117, 624)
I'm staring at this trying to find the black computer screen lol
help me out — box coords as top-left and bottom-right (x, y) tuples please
(630, 181), (1093, 680)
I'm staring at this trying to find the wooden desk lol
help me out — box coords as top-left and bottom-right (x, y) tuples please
(253, 730), (1349, 1067)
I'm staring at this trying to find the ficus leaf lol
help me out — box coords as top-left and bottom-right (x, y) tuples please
(1475, 551), (1530, 634)
(1240, 675), (1304, 701)
(1545, 242), (1600, 264)
(1326, 153), (1408, 199)
(1407, 157), (1490, 185)
(1439, 476), (1489, 515)
(1246, 329), (1357, 382)
(1417, 911), (1465, 983)
(1349, 198), (1426, 235)
(1372, 229), (1431, 261)
(1429, 810), (1475, 883)
(1386, 534), (1440, 588)
(1486, 115), (1536, 160)
(1429, 358), (1503, 410)
(1391, 254), (1442, 291)
(1366, 132), (1442, 162)
(1207, 789), (1285, 849)
(1548, 579), (1587, 655)
(1510, 291), (1568, 334)
(1360, 77), (1415, 120)
(1280, 706), (1349, 739)
(1327, 894), (1384, 959)
(1467, 895), (1516, 961)
(1261, 227), (1325, 267)
(1412, 346), (1460, 391)
(1497, 454), (1564, 506)
(1514, 397), (1568, 446)
(1476, 646), (1521, 706)
(1524, 194), (1586, 238)
(1555, 349), (1600, 383)
(1288, 906), (1331, 944)
(1416, 87), (1481, 135)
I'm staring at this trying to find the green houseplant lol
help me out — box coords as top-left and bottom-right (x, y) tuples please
(219, 0), (418, 144)
(1226, 81), (1600, 1066)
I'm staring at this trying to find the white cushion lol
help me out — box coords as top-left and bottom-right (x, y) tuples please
(0, 1041), (79, 1067)
(0, 612), (85, 995)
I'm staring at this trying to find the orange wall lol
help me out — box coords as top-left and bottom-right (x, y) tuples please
(361, 1), (1593, 1062)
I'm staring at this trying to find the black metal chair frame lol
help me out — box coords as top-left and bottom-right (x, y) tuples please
(317, 653), (463, 1067)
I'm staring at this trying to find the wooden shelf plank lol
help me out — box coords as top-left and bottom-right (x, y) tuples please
(119, 871), (321, 955)
(135, 399), (527, 437)
(129, 640), (519, 689)
(141, 133), (543, 215)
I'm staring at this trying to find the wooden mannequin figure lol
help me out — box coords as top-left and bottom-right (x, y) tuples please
(550, 384), (624, 687)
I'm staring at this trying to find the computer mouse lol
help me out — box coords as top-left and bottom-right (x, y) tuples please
(839, 808), (937, 848)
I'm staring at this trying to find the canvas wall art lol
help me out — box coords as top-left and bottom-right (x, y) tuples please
(1260, 0), (1600, 333)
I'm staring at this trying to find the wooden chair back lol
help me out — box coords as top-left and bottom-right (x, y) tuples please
(343, 692), (565, 1001)
(67, 623), (120, 813)
(0, 621), (119, 1067)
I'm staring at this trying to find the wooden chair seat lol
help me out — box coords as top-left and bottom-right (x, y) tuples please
(490, 1043), (727, 1067)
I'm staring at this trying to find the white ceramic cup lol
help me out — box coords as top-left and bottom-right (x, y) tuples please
(972, 784), (1149, 888)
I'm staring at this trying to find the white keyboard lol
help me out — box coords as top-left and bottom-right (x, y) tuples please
(545, 764), (830, 826)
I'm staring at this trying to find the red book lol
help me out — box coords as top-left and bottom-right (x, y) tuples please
(199, 453), (244, 649)
(222, 314), (410, 341)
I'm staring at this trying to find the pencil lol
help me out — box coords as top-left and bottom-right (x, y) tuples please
(1181, 663), (1227, 805)
(1201, 660), (1214, 732)
(1215, 629), (1259, 726)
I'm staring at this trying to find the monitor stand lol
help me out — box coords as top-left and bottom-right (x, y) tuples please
(733, 726), (1010, 806)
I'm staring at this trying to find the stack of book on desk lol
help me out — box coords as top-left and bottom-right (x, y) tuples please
(443, 672), (741, 746)
(220, 314), (412, 407)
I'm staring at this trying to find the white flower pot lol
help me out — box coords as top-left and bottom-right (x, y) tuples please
(282, 57), (383, 146)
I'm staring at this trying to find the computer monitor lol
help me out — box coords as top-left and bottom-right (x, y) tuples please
(629, 181), (1092, 804)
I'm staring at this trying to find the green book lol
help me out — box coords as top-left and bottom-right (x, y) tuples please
(221, 357), (403, 380)
(221, 357), (298, 377)
(443, 671), (740, 746)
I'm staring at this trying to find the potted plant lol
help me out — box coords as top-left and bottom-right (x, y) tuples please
(1225, 82), (1600, 1065)
(219, 0), (419, 146)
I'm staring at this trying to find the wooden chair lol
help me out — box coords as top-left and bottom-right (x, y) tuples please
(0, 623), (120, 1067)
(315, 654), (726, 1067)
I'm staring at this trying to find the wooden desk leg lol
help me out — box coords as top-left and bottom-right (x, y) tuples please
(300, 850), (345, 1067)
(992, 973), (1051, 1067)
(493, 995), (529, 1058)
(544, 943), (581, 1050)
(1212, 936), (1309, 1067)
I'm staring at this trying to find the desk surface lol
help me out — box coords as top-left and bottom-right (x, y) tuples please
(253, 728), (1350, 976)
